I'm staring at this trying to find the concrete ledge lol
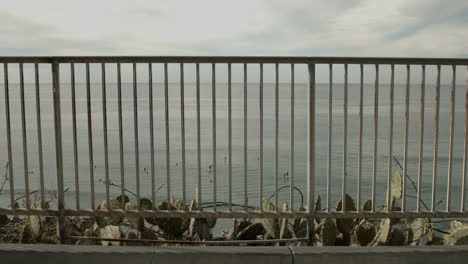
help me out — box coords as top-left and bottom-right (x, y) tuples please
(291, 246), (468, 264)
(0, 244), (292, 264)
(1, 244), (468, 264)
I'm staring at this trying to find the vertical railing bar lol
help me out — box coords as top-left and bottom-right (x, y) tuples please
(431, 65), (441, 212)
(462, 65), (468, 212)
(149, 63), (156, 207)
(259, 63), (264, 211)
(132, 63), (141, 208)
(274, 63), (279, 211)
(211, 63), (217, 211)
(164, 63), (171, 205)
(244, 63), (248, 211)
(342, 64), (348, 212)
(447, 65), (456, 211)
(228, 63), (232, 211)
(417, 65), (426, 212)
(402, 64), (410, 212)
(180, 63), (186, 207)
(102, 63), (110, 208)
(196, 63), (202, 208)
(35, 63), (45, 208)
(290, 64), (295, 211)
(357, 64), (363, 211)
(327, 64), (332, 212)
(52, 61), (65, 242)
(372, 64), (379, 212)
(3, 63), (14, 206)
(19, 63), (30, 209)
(86, 63), (95, 209)
(70, 63), (79, 209)
(307, 63), (316, 245)
(387, 64), (395, 212)
(117, 63), (125, 207)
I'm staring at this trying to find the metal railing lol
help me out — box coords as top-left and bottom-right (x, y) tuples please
(0, 56), (468, 243)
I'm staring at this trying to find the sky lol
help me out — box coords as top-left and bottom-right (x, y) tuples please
(0, 0), (467, 83)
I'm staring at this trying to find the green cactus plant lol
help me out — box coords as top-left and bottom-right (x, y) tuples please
(352, 219), (376, 246)
(336, 193), (357, 244)
(142, 199), (190, 239)
(370, 218), (392, 246)
(407, 218), (430, 245)
(318, 218), (337, 246)
(293, 207), (307, 238)
(253, 198), (279, 239)
(99, 225), (121, 246)
(389, 228), (406, 246)
(124, 203), (144, 231)
(443, 227), (468, 245)
(95, 198), (125, 227)
(279, 202), (292, 239)
(391, 172), (403, 200)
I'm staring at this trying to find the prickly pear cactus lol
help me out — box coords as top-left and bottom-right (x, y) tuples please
(391, 172), (403, 200)
(370, 218), (392, 246)
(352, 219), (376, 246)
(336, 194), (357, 244)
(293, 207), (307, 238)
(253, 198), (279, 239)
(389, 228), (406, 246)
(99, 225), (121, 246)
(95, 198), (124, 227)
(407, 218), (430, 245)
(318, 218), (337, 246)
(443, 221), (468, 245)
(279, 202), (292, 239)
(124, 203), (144, 231)
(146, 200), (190, 239)
(362, 200), (372, 212)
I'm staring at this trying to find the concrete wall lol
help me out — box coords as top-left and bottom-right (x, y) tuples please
(1, 244), (468, 264)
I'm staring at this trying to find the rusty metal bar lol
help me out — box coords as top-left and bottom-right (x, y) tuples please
(164, 63), (171, 205)
(196, 63), (202, 207)
(402, 64), (410, 212)
(133, 63), (141, 208)
(2, 56), (468, 65)
(342, 64), (348, 212)
(357, 64), (363, 211)
(102, 63), (110, 208)
(3, 63), (14, 206)
(19, 63), (30, 209)
(431, 65), (441, 212)
(463, 65), (468, 212)
(35, 63), (45, 208)
(307, 63), (316, 244)
(259, 63), (264, 211)
(372, 64), (379, 212)
(274, 63), (279, 211)
(149, 63), (156, 206)
(387, 64), (395, 212)
(447, 65), (455, 211)
(70, 63), (79, 209)
(417, 65), (426, 212)
(228, 63), (232, 211)
(290, 64), (295, 211)
(86, 63), (95, 209)
(211, 63), (217, 211)
(117, 63), (125, 207)
(180, 63), (186, 205)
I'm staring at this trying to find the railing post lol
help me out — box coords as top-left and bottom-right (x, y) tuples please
(52, 61), (65, 243)
(307, 63), (316, 245)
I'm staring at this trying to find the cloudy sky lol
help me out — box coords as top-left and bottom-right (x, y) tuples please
(1, 0), (467, 57)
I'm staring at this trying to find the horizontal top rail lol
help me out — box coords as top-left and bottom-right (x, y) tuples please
(0, 56), (468, 65)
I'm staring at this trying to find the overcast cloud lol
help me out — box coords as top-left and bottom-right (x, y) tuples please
(1, 0), (467, 57)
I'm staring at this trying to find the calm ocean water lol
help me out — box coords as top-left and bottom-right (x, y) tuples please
(0, 78), (467, 215)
